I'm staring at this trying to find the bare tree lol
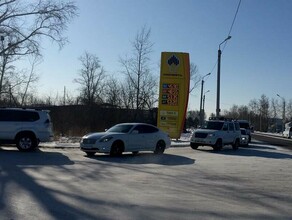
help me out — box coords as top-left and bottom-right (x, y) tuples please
(189, 63), (201, 94)
(120, 78), (135, 109)
(0, 0), (77, 97)
(223, 104), (239, 119)
(119, 25), (156, 112)
(105, 75), (122, 107)
(270, 98), (278, 120)
(20, 56), (40, 106)
(286, 99), (292, 121)
(258, 94), (270, 131)
(74, 51), (106, 105)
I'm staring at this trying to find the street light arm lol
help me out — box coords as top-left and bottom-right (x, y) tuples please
(204, 90), (210, 95)
(203, 72), (211, 80)
(219, 36), (232, 49)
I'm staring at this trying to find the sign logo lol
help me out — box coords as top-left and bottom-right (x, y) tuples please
(167, 55), (180, 73)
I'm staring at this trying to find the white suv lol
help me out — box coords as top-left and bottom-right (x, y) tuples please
(190, 117), (241, 151)
(0, 108), (53, 151)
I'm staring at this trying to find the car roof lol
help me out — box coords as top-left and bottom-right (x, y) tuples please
(238, 120), (249, 123)
(0, 107), (48, 112)
(116, 123), (155, 126)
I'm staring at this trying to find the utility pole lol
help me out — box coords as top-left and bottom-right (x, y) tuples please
(216, 36), (231, 117)
(199, 73), (210, 126)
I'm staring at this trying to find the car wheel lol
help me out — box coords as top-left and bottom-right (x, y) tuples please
(110, 141), (123, 156)
(86, 152), (95, 157)
(190, 143), (199, 150)
(154, 140), (165, 154)
(232, 139), (239, 150)
(16, 134), (37, 151)
(213, 139), (223, 151)
(132, 151), (139, 155)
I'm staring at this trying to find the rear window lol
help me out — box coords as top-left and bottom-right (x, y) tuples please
(239, 122), (250, 129)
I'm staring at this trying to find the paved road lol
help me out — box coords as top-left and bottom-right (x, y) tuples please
(252, 132), (292, 148)
(0, 141), (292, 220)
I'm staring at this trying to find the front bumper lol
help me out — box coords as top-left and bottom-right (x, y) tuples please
(190, 137), (217, 146)
(80, 143), (111, 153)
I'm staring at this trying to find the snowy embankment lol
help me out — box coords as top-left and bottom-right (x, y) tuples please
(40, 133), (192, 149)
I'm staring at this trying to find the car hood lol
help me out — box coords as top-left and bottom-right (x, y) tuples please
(83, 132), (122, 139)
(194, 129), (218, 133)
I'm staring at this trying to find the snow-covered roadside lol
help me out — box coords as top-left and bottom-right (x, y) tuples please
(39, 133), (192, 149)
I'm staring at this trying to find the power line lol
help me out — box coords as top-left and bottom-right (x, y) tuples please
(209, 0), (242, 74)
(222, 0), (242, 51)
(228, 0), (242, 37)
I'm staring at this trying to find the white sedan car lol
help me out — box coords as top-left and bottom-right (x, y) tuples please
(80, 123), (171, 156)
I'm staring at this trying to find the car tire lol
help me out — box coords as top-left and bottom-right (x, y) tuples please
(86, 152), (95, 157)
(190, 143), (199, 150)
(232, 139), (239, 150)
(213, 139), (223, 151)
(16, 133), (37, 152)
(154, 140), (165, 154)
(110, 141), (124, 156)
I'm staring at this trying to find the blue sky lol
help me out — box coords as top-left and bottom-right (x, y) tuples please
(36, 0), (292, 116)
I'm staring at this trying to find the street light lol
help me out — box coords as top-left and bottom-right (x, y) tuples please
(216, 36), (231, 117)
(199, 73), (211, 126)
(277, 93), (286, 132)
(202, 90), (210, 121)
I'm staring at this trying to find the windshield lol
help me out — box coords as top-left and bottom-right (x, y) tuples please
(107, 124), (134, 133)
(202, 121), (224, 130)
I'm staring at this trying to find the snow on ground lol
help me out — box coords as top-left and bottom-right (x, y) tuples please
(40, 133), (192, 148)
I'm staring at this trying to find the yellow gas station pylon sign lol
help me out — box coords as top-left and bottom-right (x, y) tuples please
(157, 52), (190, 139)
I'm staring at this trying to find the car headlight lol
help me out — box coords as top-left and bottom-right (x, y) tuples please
(100, 137), (113, 142)
(241, 137), (246, 140)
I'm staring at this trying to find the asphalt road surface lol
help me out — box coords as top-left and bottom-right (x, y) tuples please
(0, 140), (292, 220)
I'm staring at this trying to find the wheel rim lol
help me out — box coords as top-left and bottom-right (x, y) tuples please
(19, 137), (32, 149)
